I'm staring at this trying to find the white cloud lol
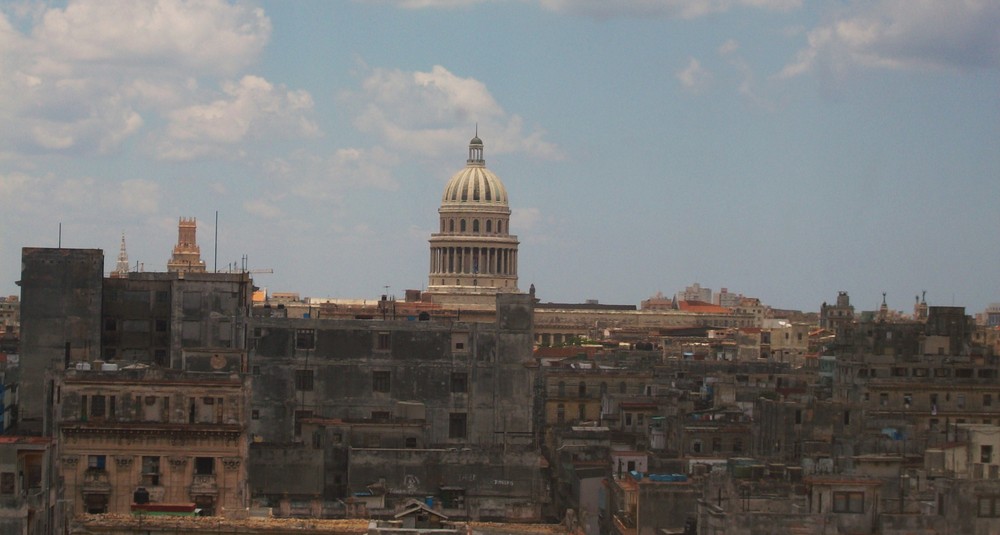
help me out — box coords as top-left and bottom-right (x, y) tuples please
(371, 0), (801, 17)
(118, 179), (160, 215)
(244, 198), (283, 219)
(367, 0), (487, 7)
(677, 58), (712, 93)
(156, 75), (319, 160)
(0, 0), (294, 158)
(32, 0), (270, 75)
(779, 0), (1000, 78)
(718, 39), (776, 111)
(512, 207), (541, 231)
(537, 0), (800, 19)
(348, 65), (560, 160)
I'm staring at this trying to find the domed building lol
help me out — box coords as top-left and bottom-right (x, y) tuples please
(426, 136), (519, 305)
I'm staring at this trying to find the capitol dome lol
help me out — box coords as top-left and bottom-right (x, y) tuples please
(440, 137), (509, 206)
(427, 135), (520, 298)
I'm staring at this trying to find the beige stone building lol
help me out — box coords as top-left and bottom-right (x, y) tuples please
(55, 350), (249, 517)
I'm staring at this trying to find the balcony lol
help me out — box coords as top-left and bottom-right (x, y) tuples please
(82, 469), (112, 494)
(189, 474), (218, 495)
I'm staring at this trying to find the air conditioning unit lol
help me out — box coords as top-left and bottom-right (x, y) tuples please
(74, 362), (92, 371)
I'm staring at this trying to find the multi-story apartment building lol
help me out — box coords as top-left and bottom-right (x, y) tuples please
(246, 293), (543, 521)
(54, 350), (249, 517)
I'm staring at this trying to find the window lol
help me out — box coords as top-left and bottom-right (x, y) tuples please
(795, 409), (802, 424)
(903, 393), (912, 407)
(376, 332), (391, 351)
(295, 369), (314, 391)
(251, 409), (259, 420)
(372, 371), (391, 393)
(141, 456), (160, 486)
(958, 395), (966, 409)
(691, 440), (702, 454)
(460, 219), (467, 232)
(578, 404), (586, 421)
(182, 291), (201, 311)
(712, 437), (722, 453)
(879, 393), (888, 407)
(978, 496), (1000, 517)
(371, 411), (390, 421)
(556, 404), (565, 424)
(91, 395), (106, 418)
(983, 445), (994, 464)
(578, 381), (587, 398)
(449, 413), (467, 439)
(154, 349), (167, 366)
(0, 472), (14, 495)
(733, 438), (743, 453)
(473, 220), (480, 232)
(88, 455), (106, 470)
(405, 437), (417, 448)
(833, 491), (864, 513)
(295, 329), (315, 350)
(986, 394), (993, 407)
(934, 368), (950, 377)
(451, 372), (468, 393)
(486, 220), (492, 233)
(194, 457), (214, 475)
(557, 381), (565, 397)
(155, 290), (169, 303)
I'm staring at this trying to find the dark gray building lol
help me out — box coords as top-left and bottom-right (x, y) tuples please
(18, 248), (103, 433)
(247, 293), (545, 520)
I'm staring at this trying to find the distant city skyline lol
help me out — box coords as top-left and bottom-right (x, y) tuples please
(1, 1), (997, 313)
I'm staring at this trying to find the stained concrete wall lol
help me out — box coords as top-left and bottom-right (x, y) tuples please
(19, 247), (103, 431)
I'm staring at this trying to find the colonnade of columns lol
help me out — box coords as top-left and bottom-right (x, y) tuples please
(430, 246), (518, 277)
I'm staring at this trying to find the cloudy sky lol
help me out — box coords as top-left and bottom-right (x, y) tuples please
(1, 0), (998, 314)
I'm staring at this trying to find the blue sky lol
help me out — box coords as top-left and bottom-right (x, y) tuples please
(1, 0), (998, 314)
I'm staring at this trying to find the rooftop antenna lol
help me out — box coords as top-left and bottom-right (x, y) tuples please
(58, 222), (62, 248)
(214, 210), (219, 273)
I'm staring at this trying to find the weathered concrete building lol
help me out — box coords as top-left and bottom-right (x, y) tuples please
(0, 435), (59, 535)
(247, 293), (542, 521)
(101, 271), (253, 367)
(18, 247), (104, 433)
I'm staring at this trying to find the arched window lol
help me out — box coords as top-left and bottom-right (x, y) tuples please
(460, 219), (466, 232)
(578, 381), (587, 398)
(497, 220), (503, 234)
(440, 220), (445, 232)
(449, 220), (455, 232)
(486, 220), (492, 233)
(473, 220), (480, 233)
